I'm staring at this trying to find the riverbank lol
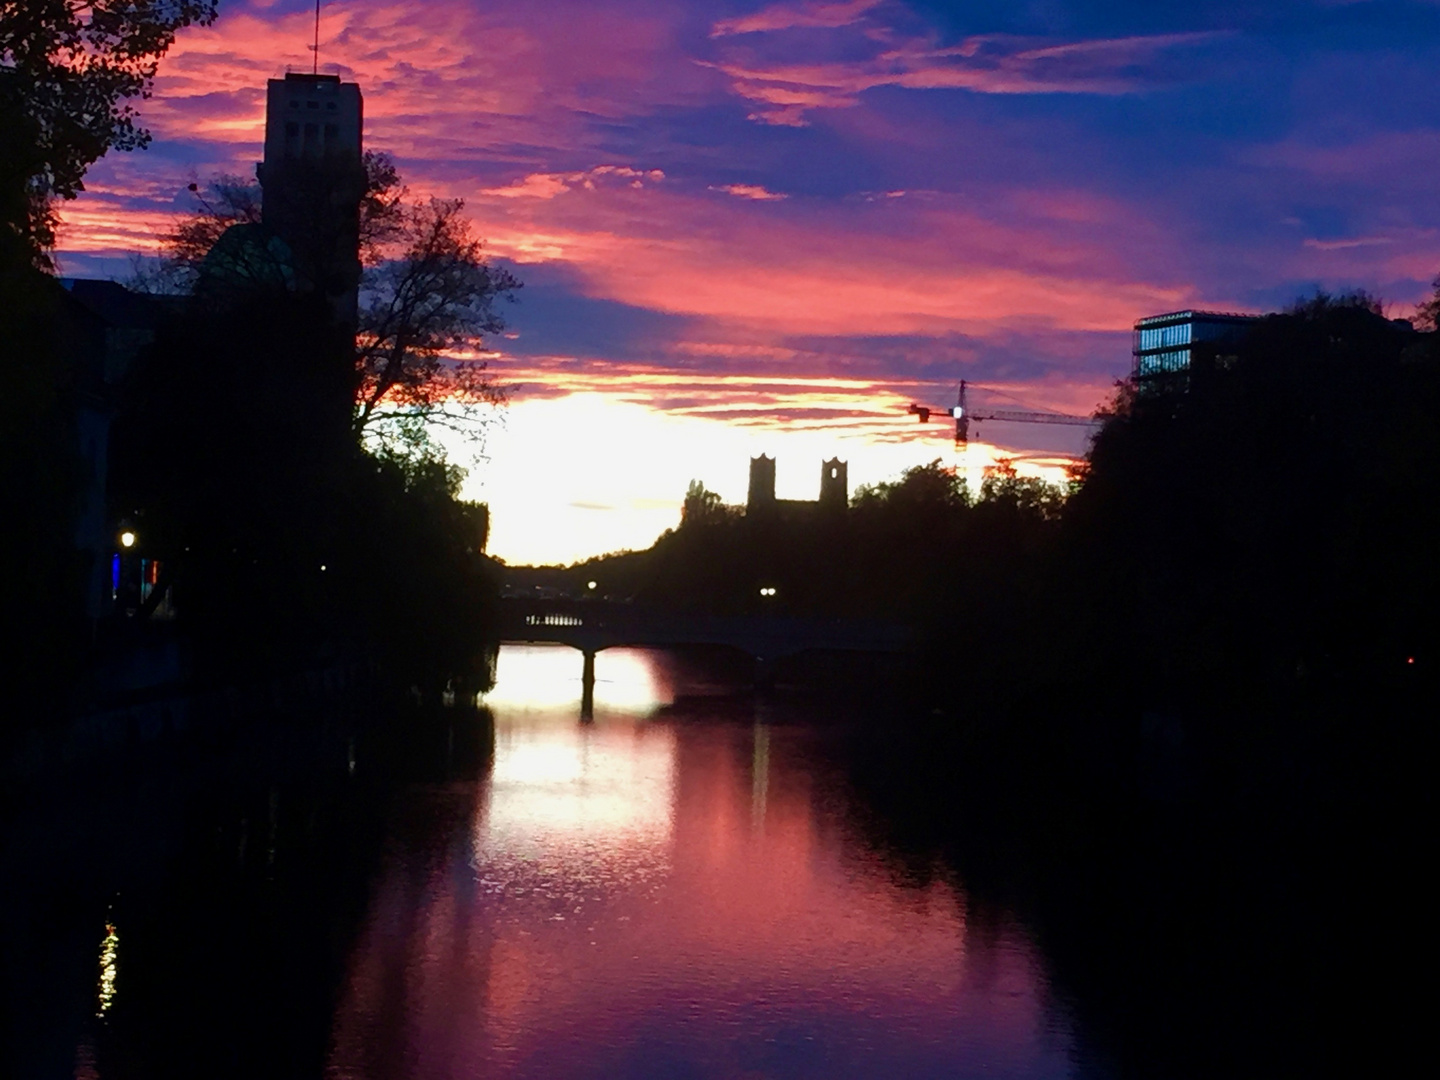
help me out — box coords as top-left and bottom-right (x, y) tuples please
(836, 685), (1432, 1078)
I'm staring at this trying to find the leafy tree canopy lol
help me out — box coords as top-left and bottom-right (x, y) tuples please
(680, 480), (737, 528)
(852, 459), (970, 513)
(1, 0), (218, 264)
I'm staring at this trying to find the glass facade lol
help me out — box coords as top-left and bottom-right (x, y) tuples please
(1136, 348), (1192, 376)
(1133, 311), (1258, 378)
(1137, 323), (1192, 351)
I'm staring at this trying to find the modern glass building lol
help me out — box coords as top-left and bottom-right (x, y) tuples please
(1133, 310), (1259, 377)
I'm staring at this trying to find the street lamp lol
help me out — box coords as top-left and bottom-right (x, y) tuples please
(119, 530), (136, 549)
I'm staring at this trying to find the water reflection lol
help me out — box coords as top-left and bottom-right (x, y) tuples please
(482, 644), (667, 715)
(96, 921), (118, 1018)
(327, 646), (1078, 1079)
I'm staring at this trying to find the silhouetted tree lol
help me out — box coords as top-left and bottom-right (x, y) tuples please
(853, 458), (969, 517)
(977, 457), (1066, 519)
(113, 158), (515, 690)
(1059, 291), (1438, 711)
(353, 197), (518, 456)
(680, 480), (737, 528)
(0, 0), (217, 264)
(1, 2), (214, 719)
(1415, 271), (1440, 332)
(568, 458), (1066, 625)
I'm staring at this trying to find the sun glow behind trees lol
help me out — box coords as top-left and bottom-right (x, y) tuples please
(451, 386), (1079, 566)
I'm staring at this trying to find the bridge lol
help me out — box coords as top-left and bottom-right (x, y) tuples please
(497, 598), (911, 713)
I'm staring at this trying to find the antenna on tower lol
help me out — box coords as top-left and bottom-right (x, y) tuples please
(309, 0), (321, 75)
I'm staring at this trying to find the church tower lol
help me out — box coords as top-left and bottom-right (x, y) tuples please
(747, 455), (776, 514)
(820, 458), (848, 509)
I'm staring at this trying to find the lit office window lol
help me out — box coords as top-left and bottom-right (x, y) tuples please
(1138, 323), (1192, 351)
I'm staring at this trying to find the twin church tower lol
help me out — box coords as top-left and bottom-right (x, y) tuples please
(746, 456), (848, 516)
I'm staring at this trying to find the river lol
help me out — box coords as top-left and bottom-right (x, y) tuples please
(325, 645), (1083, 1079)
(4, 643), (1106, 1079)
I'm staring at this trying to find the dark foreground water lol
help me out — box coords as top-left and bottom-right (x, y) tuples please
(9, 643), (1418, 1079)
(3, 645), (1093, 1080)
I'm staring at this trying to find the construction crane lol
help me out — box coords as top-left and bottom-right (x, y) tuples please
(907, 380), (1098, 447)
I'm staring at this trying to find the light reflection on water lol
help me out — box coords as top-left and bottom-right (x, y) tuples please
(327, 645), (1077, 1079)
(481, 644), (668, 715)
(96, 921), (118, 1018)
(478, 648), (678, 905)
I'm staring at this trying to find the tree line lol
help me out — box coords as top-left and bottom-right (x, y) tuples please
(566, 289), (1440, 722)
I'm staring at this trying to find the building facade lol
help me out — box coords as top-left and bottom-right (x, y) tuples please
(255, 72), (366, 324)
(1133, 310), (1259, 378)
(56, 279), (166, 623)
(747, 454), (777, 512)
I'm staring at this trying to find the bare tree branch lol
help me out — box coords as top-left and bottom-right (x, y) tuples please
(353, 197), (520, 449)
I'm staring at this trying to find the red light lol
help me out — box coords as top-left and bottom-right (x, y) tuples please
(1407, 657), (1414, 665)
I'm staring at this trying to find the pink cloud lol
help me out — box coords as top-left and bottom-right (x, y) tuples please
(61, 159), (1187, 343)
(53, 200), (176, 258)
(131, 1), (721, 162)
(1303, 236), (1393, 251)
(49, 0), (1193, 442)
(466, 179), (1188, 336)
(483, 167), (666, 200)
(711, 0), (885, 37)
(708, 24), (1228, 124)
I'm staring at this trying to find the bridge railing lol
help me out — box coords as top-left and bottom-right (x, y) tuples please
(496, 598), (912, 656)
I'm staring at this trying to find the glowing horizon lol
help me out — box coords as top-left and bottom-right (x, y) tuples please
(460, 382), (1083, 566)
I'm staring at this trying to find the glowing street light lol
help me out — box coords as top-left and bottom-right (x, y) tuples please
(587, 580), (597, 590)
(119, 530), (136, 549)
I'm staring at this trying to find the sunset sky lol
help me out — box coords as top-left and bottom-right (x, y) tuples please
(55, 0), (1440, 564)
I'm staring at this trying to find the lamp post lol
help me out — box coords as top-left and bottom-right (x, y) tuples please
(115, 524), (140, 616)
